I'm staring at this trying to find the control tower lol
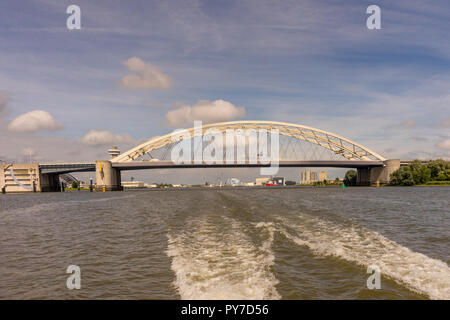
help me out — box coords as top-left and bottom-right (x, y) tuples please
(107, 146), (121, 159)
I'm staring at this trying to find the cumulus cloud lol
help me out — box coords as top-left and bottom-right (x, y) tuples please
(118, 57), (172, 89)
(80, 130), (133, 146)
(166, 99), (245, 127)
(436, 139), (450, 150)
(7, 110), (63, 132)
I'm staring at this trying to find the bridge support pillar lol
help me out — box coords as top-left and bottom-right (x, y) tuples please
(356, 167), (371, 186)
(40, 173), (60, 192)
(357, 159), (400, 186)
(95, 160), (122, 191)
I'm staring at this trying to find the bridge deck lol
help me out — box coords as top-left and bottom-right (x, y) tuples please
(112, 160), (384, 170)
(39, 162), (95, 174)
(39, 160), (384, 174)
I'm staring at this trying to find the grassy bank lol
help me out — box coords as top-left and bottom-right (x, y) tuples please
(415, 181), (450, 186)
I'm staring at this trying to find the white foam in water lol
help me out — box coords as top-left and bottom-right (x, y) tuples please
(166, 218), (280, 300)
(277, 215), (450, 300)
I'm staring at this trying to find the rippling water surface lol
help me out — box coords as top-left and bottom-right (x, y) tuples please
(0, 187), (449, 299)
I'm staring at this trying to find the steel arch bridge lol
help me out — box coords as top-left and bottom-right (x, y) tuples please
(17, 120), (400, 192)
(112, 120), (386, 163)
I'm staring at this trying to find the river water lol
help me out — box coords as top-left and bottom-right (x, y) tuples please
(0, 187), (449, 299)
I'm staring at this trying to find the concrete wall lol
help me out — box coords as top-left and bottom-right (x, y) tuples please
(0, 163), (40, 192)
(0, 163), (62, 193)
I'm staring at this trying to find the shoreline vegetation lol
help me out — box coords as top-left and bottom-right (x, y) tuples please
(415, 182), (450, 186)
(342, 159), (450, 187)
(389, 159), (450, 186)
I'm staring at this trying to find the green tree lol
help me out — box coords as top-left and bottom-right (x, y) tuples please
(390, 167), (414, 186)
(411, 165), (431, 184)
(389, 159), (450, 185)
(344, 170), (357, 186)
(71, 181), (79, 189)
(427, 159), (450, 180)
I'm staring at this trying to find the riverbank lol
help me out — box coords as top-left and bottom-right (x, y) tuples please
(415, 183), (450, 187)
(4, 184), (450, 194)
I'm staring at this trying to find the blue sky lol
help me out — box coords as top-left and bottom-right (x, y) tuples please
(0, 0), (449, 183)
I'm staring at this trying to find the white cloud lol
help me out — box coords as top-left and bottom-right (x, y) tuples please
(436, 139), (450, 150)
(118, 57), (172, 89)
(0, 124), (113, 163)
(166, 99), (245, 127)
(80, 130), (133, 146)
(7, 110), (63, 132)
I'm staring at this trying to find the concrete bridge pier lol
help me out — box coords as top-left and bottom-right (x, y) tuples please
(356, 159), (400, 186)
(40, 173), (60, 192)
(95, 160), (123, 191)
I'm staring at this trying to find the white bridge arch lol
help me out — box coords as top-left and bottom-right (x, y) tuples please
(112, 121), (386, 163)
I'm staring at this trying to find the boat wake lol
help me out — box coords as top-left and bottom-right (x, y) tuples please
(277, 214), (450, 300)
(166, 207), (449, 300)
(166, 217), (280, 300)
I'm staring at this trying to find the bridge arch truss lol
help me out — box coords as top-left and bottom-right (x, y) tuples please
(113, 121), (386, 163)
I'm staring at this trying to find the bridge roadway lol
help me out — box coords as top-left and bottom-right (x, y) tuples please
(39, 160), (385, 174)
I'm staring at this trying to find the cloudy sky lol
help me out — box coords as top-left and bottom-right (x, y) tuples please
(0, 0), (449, 183)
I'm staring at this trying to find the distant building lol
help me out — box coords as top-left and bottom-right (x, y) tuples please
(300, 170), (322, 184)
(145, 183), (158, 188)
(228, 178), (241, 186)
(319, 171), (327, 182)
(300, 170), (311, 184)
(270, 177), (286, 186)
(122, 181), (145, 188)
(79, 181), (90, 188)
(257, 176), (286, 186)
(255, 177), (270, 185)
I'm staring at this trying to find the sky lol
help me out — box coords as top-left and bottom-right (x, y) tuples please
(0, 0), (449, 183)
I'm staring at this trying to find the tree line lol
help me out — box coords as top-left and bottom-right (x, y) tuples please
(343, 160), (450, 186)
(389, 160), (450, 186)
